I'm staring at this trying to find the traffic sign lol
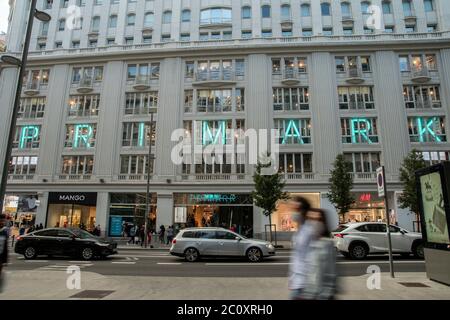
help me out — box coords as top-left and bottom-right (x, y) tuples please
(377, 167), (385, 197)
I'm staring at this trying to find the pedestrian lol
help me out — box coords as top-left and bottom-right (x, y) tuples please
(289, 197), (337, 300)
(158, 225), (166, 244)
(139, 226), (145, 247)
(129, 225), (136, 244)
(166, 225), (174, 245)
(27, 225), (35, 234)
(0, 214), (9, 292)
(96, 225), (101, 236)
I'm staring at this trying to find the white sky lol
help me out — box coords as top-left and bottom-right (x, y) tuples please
(0, 0), (9, 33)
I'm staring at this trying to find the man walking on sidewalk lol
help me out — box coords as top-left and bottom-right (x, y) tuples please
(0, 214), (9, 292)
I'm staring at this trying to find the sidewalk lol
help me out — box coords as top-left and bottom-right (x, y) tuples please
(1, 271), (448, 300)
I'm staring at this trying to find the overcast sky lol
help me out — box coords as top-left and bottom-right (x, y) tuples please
(0, 0), (9, 33)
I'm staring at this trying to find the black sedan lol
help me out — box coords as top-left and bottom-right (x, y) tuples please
(14, 228), (118, 260)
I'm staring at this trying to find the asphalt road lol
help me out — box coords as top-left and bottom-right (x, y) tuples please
(5, 249), (425, 277)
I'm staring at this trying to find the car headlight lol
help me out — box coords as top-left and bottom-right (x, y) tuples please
(97, 243), (110, 247)
(266, 243), (274, 249)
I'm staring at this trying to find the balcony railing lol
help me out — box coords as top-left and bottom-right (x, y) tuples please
(351, 172), (377, 180)
(346, 68), (365, 84)
(58, 174), (93, 181)
(133, 75), (151, 90)
(8, 174), (35, 181)
(181, 174), (246, 181)
(23, 81), (41, 95)
(284, 173), (315, 180)
(193, 71), (236, 87)
(124, 106), (157, 115)
(411, 67), (431, 83)
(76, 77), (94, 93)
(118, 174), (152, 181)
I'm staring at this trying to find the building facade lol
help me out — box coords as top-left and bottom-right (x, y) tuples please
(1, 0), (450, 238)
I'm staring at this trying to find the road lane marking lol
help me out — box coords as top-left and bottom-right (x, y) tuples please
(204, 260), (424, 266)
(24, 260), (49, 263)
(157, 262), (182, 265)
(111, 261), (136, 264)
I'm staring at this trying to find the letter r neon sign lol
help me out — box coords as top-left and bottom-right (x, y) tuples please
(19, 126), (40, 149)
(351, 118), (373, 144)
(73, 124), (93, 148)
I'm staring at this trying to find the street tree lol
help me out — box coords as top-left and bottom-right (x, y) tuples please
(252, 153), (289, 243)
(327, 154), (355, 222)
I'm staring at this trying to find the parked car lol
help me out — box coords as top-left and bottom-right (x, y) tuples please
(170, 227), (275, 262)
(14, 228), (118, 260)
(333, 222), (424, 260)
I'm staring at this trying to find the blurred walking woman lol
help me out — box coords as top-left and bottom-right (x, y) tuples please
(289, 198), (337, 300)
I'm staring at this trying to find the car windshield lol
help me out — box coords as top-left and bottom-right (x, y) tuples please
(72, 229), (98, 239)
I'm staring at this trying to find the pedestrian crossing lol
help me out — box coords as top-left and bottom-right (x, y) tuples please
(38, 262), (93, 271)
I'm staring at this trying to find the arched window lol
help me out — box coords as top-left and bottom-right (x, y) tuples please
(242, 6), (251, 19)
(402, 0), (413, 16)
(382, 1), (392, 14)
(261, 5), (271, 18)
(301, 4), (311, 17)
(341, 2), (352, 17)
(361, 1), (371, 14)
(91, 16), (100, 32)
(127, 13), (136, 26)
(281, 4), (291, 20)
(181, 9), (191, 22)
(321, 2), (331, 16)
(162, 11), (172, 24)
(144, 12), (154, 27)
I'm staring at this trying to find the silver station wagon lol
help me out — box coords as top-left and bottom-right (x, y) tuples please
(170, 227), (276, 262)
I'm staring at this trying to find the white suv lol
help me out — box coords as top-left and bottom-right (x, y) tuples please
(333, 222), (424, 260)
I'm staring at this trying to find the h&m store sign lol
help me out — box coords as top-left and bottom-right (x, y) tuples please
(48, 192), (97, 206)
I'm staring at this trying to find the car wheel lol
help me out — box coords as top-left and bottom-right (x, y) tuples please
(413, 243), (424, 259)
(246, 247), (263, 262)
(81, 247), (94, 261)
(349, 243), (368, 260)
(184, 248), (200, 262)
(24, 246), (37, 260)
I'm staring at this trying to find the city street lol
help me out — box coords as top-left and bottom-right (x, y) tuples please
(5, 249), (426, 277)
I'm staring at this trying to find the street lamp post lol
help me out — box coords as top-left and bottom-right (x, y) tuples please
(144, 112), (155, 248)
(0, 0), (51, 211)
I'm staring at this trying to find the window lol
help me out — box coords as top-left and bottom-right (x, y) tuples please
(242, 30), (252, 39)
(344, 152), (380, 173)
(403, 85), (441, 109)
(125, 92), (158, 114)
(405, 25), (416, 33)
(321, 3), (331, 16)
(420, 151), (450, 165)
(122, 122), (156, 147)
(262, 29), (272, 37)
(200, 8), (232, 24)
(71, 41), (80, 48)
(278, 153), (313, 174)
(282, 29), (293, 37)
(18, 97), (46, 119)
(45, 0), (53, 10)
(13, 125), (41, 149)
(281, 5), (291, 20)
(242, 6), (251, 19)
(127, 63), (159, 80)
(111, 0), (119, 3)
(427, 25), (437, 32)
(71, 66), (103, 84)
(273, 87), (309, 111)
(215, 231), (238, 240)
(236, 59), (245, 77)
(384, 26), (394, 33)
(55, 42), (63, 48)
(399, 55), (409, 71)
(341, 2), (352, 17)
(109, 15), (118, 28)
(236, 88), (245, 112)
(184, 90), (193, 113)
(408, 116), (446, 142)
(302, 29), (313, 37)
(65, 124), (97, 148)
(142, 35), (152, 43)
(335, 57), (345, 72)
(61, 156), (94, 175)
(275, 119), (312, 144)
(361, 1), (371, 15)
(161, 34), (171, 42)
(162, 11), (172, 24)
(41, 22), (49, 36)
(94, 0), (102, 4)
(37, 43), (46, 51)
(61, 0), (69, 8)
(341, 118), (379, 144)
(338, 87), (375, 110)
(68, 95), (100, 117)
(89, 40), (98, 48)
(58, 19), (65, 31)
(107, 38), (115, 45)
(8, 156), (38, 176)
(143, 12), (154, 27)
(261, 5), (271, 18)
(77, 0), (86, 6)
(402, 0), (413, 16)
(181, 9), (191, 22)
(424, 0), (434, 12)
(301, 4), (311, 17)
(382, 1), (392, 14)
(120, 155), (153, 175)
(361, 56), (371, 71)
(180, 33), (190, 41)
(323, 28), (333, 36)
(127, 14), (136, 26)
(197, 89), (233, 113)
(343, 27), (353, 35)
(125, 37), (134, 45)
(91, 16), (100, 32)
(185, 61), (194, 78)
(22, 69), (50, 89)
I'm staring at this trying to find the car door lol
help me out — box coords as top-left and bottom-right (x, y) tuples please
(56, 229), (77, 256)
(215, 231), (241, 256)
(365, 224), (388, 252)
(35, 229), (63, 255)
(388, 225), (412, 252)
(195, 230), (217, 256)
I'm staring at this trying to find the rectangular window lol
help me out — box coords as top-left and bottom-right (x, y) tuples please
(278, 153), (313, 174)
(122, 122), (156, 147)
(64, 124), (97, 148)
(236, 88), (245, 112)
(262, 30), (272, 37)
(341, 118), (379, 144)
(61, 155), (94, 175)
(125, 92), (158, 115)
(241, 31), (252, 39)
(420, 151), (450, 165)
(338, 87), (375, 110)
(18, 97), (46, 119)
(302, 29), (313, 37)
(344, 152), (381, 173)
(403, 85), (441, 109)
(71, 66), (103, 84)
(274, 118), (312, 144)
(68, 95), (100, 117)
(184, 90), (193, 113)
(408, 116), (446, 142)
(120, 155), (153, 175)
(196, 89), (233, 113)
(273, 87), (309, 111)
(13, 126), (41, 149)
(9, 156), (38, 176)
